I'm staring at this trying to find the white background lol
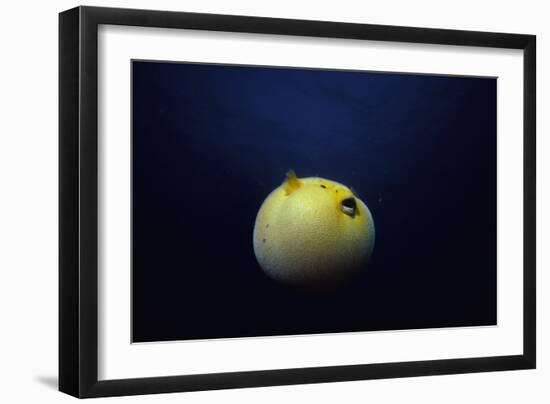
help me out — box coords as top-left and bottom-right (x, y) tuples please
(0, 0), (547, 403)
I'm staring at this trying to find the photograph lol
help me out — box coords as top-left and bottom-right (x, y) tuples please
(0, 0), (544, 401)
(55, 5), (536, 398)
(131, 60), (497, 343)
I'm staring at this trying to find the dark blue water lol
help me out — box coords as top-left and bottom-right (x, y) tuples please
(132, 61), (496, 342)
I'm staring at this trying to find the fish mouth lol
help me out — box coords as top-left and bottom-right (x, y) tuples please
(341, 197), (356, 216)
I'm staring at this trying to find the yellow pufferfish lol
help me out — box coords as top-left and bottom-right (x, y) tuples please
(253, 171), (375, 290)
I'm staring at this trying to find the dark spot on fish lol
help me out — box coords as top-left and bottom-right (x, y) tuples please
(341, 197), (357, 216)
(342, 197), (356, 209)
(320, 184), (326, 189)
(262, 238), (266, 243)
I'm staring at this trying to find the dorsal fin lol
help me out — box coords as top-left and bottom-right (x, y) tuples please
(283, 170), (303, 195)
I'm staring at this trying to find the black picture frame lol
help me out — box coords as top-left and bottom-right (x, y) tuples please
(59, 5), (536, 398)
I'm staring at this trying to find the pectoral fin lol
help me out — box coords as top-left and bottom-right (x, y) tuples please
(283, 170), (303, 195)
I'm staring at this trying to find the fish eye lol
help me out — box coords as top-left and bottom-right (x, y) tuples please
(341, 197), (356, 216)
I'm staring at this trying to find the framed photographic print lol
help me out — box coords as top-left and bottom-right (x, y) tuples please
(59, 6), (536, 398)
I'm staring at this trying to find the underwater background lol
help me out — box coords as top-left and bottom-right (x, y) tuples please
(132, 61), (496, 342)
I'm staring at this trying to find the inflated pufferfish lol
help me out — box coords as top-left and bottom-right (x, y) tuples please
(253, 171), (375, 290)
